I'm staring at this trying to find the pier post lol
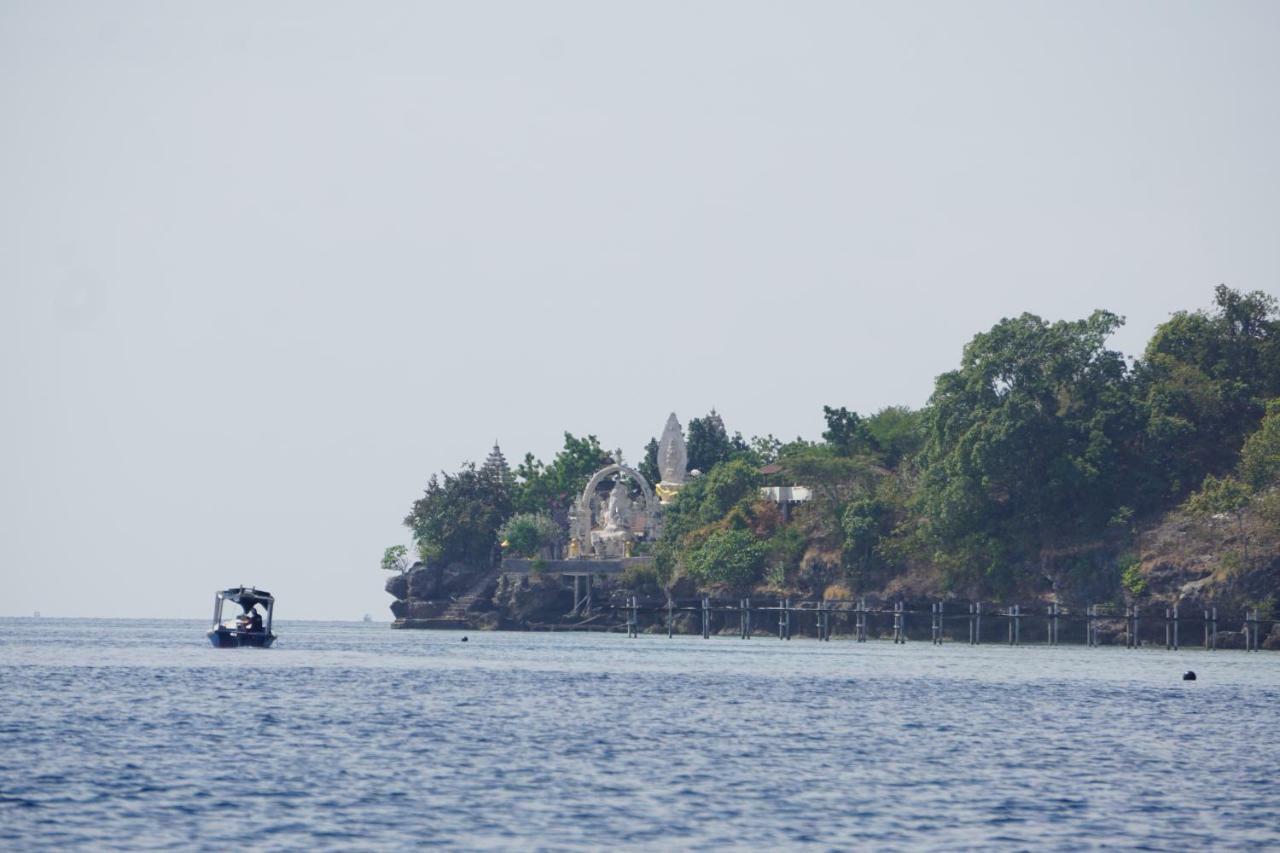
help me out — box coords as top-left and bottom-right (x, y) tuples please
(1173, 604), (1179, 651)
(667, 597), (673, 638)
(975, 601), (982, 645)
(1211, 607), (1217, 650)
(1165, 607), (1171, 650)
(1007, 605), (1014, 646)
(786, 598), (792, 640)
(745, 598), (752, 639)
(1134, 607), (1140, 649)
(856, 597), (866, 643)
(1203, 608), (1210, 650)
(701, 597), (710, 639)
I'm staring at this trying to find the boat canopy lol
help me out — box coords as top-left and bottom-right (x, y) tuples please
(218, 587), (274, 611)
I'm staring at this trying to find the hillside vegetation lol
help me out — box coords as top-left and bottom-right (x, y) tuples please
(389, 286), (1280, 617)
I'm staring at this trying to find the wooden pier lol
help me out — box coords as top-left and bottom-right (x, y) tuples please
(608, 599), (1275, 650)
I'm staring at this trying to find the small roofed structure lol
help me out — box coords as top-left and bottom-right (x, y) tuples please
(207, 586), (277, 648)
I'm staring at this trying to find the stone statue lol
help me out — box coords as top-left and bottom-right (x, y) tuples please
(656, 412), (687, 503)
(603, 479), (631, 532)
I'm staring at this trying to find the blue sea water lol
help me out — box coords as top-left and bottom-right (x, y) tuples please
(1, 619), (1278, 850)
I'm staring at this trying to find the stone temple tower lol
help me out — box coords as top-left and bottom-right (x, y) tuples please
(655, 413), (687, 504)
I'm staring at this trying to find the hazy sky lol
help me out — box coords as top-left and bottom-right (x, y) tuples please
(3, 1), (1278, 620)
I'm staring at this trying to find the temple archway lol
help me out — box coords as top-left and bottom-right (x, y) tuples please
(569, 464), (661, 558)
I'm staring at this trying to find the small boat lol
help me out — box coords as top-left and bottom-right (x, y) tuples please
(207, 586), (277, 648)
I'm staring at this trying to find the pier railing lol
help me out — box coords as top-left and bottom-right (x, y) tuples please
(611, 598), (1273, 650)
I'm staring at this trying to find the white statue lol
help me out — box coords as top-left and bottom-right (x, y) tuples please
(603, 479), (631, 531)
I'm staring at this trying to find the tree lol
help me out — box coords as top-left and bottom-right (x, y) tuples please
(748, 434), (784, 466)
(404, 462), (513, 566)
(686, 409), (747, 472)
(658, 458), (762, 541)
(1140, 285), (1280, 500)
(775, 445), (879, 510)
(639, 437), (660, 486)
(841, 497), (886, 579)
(864, 406), (925, 468)
(1240, 398), (1280, 491)
(512, 433), (613, 515)
(499, 513), (563, 558)
(381, 544), (410, 573)
(919, 309), (1141, 586)
(822, 406), (878, 457)
(685, 529), (766, 588)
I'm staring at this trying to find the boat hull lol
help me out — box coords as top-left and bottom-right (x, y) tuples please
(207, 627), (276, 648)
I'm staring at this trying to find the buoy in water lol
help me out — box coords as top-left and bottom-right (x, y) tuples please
(461, 636), (468, 642)
(1183, 670), (1196, 681)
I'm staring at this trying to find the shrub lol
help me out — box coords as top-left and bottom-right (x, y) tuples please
(500, 513), (562, 558)
(1119, 554), (1147, 598)
(686, 529), (766, 588)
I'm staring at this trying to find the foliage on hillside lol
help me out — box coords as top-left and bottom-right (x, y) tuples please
(390, 286), (1280, 606)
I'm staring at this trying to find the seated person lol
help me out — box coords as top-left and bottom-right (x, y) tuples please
(248, 608), (264, 632)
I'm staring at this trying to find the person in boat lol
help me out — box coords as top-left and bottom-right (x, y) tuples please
(248, 607), (264, 632)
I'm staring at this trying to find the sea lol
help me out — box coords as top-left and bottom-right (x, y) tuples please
(1, 618), (1278, 851)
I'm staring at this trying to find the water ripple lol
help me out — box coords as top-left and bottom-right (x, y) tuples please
(0, 618), (1278, 849)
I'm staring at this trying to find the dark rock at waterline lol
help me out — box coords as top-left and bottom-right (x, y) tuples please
(384, 571), (409, 601)
(1183, 671), (1197, 681)
(408, 565), (444, 599)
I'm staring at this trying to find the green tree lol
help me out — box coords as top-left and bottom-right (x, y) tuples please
(639, 437), (660, 486)
(513, 433), (613, 515)
(919, 310), (1141, 587)
(686, 529), (767, 587)
(1240, 398), (1280, 490)
(381, 544), (410, 573)
(404, 462), (513, 566)
(686, 410), (747, 472)
(864, 406), (925, 468)
(841, 497), (886, 578)
(748, 434), (784, 466)
(822, 406), (878, 456)
(776, 446), (878, 510)
(658, 458), (761, 540)
(499, 513), (563, 558)
(1139, 285), (1280, 500)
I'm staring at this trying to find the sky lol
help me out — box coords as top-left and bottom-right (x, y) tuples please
(2, 1), (1278, 620)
